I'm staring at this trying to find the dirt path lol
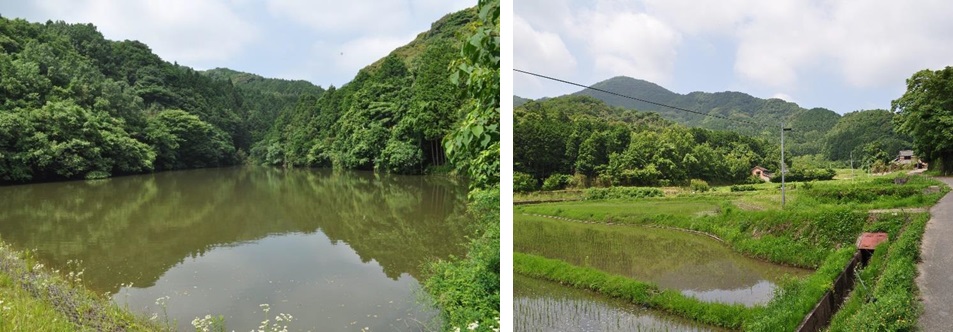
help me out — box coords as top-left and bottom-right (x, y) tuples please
(917, 177), (953, 331)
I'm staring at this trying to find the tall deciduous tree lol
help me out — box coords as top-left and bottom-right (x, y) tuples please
(892, 67), (953, 174)
(444, 0), (500, 189)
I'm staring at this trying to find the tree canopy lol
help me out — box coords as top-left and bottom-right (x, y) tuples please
(892, 66), (953, 174)
(515, 95), (774, 189)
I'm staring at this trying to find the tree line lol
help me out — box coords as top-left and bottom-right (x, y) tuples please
(514, 95), (776, 191)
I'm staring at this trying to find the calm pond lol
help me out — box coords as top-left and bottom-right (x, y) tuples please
(515, 215), (811, 306)
(0, 167), (471, 331)
(515, 275), (721, 332)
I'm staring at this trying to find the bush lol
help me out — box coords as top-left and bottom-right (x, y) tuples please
(730, 185), (757, 192)
(514, 172), (538, 193)
(584, 186), (663, 200)
(541, 173), (572, 191)
(771, 168), (835, 182)
(689, 179), (710, 192)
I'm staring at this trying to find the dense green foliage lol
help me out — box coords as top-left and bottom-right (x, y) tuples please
(443, 0), (500, 188)
(254, 9), (477, 175)
(892, 66), (953, 174)
(0, 17), (323, 183)
(201, 67), (325, 144)
(422, 1), (500, 331)
(822, 109), (911, 166)
(515, 95), (773, 186)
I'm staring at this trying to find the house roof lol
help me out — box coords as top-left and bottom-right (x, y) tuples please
(899, 150), (914, 157)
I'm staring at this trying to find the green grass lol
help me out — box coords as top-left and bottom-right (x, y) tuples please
(513, 189), (584, 204)
(514, 252), (748, 330)
(743, 248), (857, 331)
(0, 242), (163, 331)
(827, 213), (929, 331)
(0, 273), (79, 331)
(516, 196), (722, 222)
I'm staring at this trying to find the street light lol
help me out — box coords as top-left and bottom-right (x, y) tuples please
(781, 122), (793, 208)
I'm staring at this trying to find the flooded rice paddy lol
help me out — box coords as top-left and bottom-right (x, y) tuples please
(515, 214), (811, 306)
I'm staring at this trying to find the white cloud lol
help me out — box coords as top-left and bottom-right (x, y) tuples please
(266, 0), (409, 35)
(31, 0), (259, 64)
(771, 92), (794, 103)
(827, 0), (953, 88)
(266, 0), (471, 35)
(580, 8), (681, 85)
(513, 15), (577, 76)
(642, 0), (750, 35)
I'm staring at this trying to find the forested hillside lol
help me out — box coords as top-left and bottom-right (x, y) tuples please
(1, 6), (480, 183)
(515, 95), (776, 189)
(572, 76), (841, 156)
(0, 16), (323, 183)
(201, 68), (324, 144)
(253, 8), (477, 174)
(519, 76), (913, 169)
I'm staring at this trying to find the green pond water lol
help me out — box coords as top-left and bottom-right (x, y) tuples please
(515, 275), (720, 332)
(515, 215), (811, 306)
(0, 167), (471, 331)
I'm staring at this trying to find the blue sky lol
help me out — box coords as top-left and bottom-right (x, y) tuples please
(0, 0), (473, 89)
(514, 0), (953, 114)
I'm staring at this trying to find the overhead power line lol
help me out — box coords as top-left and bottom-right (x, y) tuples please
(514, 69), (769, 129)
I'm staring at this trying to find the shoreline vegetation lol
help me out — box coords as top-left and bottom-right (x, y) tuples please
(0, 241), (161, 331)
(514, 172), (948, 331)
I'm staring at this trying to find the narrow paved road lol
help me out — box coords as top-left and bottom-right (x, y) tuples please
(918, 177), (953, 331)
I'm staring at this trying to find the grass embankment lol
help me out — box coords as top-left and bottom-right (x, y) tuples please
(424, 188), (500, 332)
(514, 252), (748, 329)
(826, 213), (929, 331)
(0, 242), (161, 331)
(514, 174), (948, 331)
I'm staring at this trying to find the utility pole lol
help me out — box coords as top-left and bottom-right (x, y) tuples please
(781, 122), (792, 209)
(850, 151), (854, 180)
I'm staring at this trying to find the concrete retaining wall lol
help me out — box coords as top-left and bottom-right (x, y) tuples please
(796, 251), (863, 332)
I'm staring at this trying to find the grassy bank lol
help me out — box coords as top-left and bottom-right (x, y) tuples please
(827, 213), (929, 331)
(0, 241), (161, 331)
(514, 252), (748, 329)
(514, 174), (948, 330)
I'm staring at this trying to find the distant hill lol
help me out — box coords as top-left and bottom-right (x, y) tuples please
(201, 68), (324, 143)
(202, 68), (324, 97)
(514, 95), (531, 107)
(572, 76), (840, 156)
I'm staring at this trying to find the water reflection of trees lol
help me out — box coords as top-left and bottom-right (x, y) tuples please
(0, 167), (470, 294)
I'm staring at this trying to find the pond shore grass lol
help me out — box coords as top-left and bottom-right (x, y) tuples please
(514, 174), (949, 331)
(0, 241), (163, 331)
